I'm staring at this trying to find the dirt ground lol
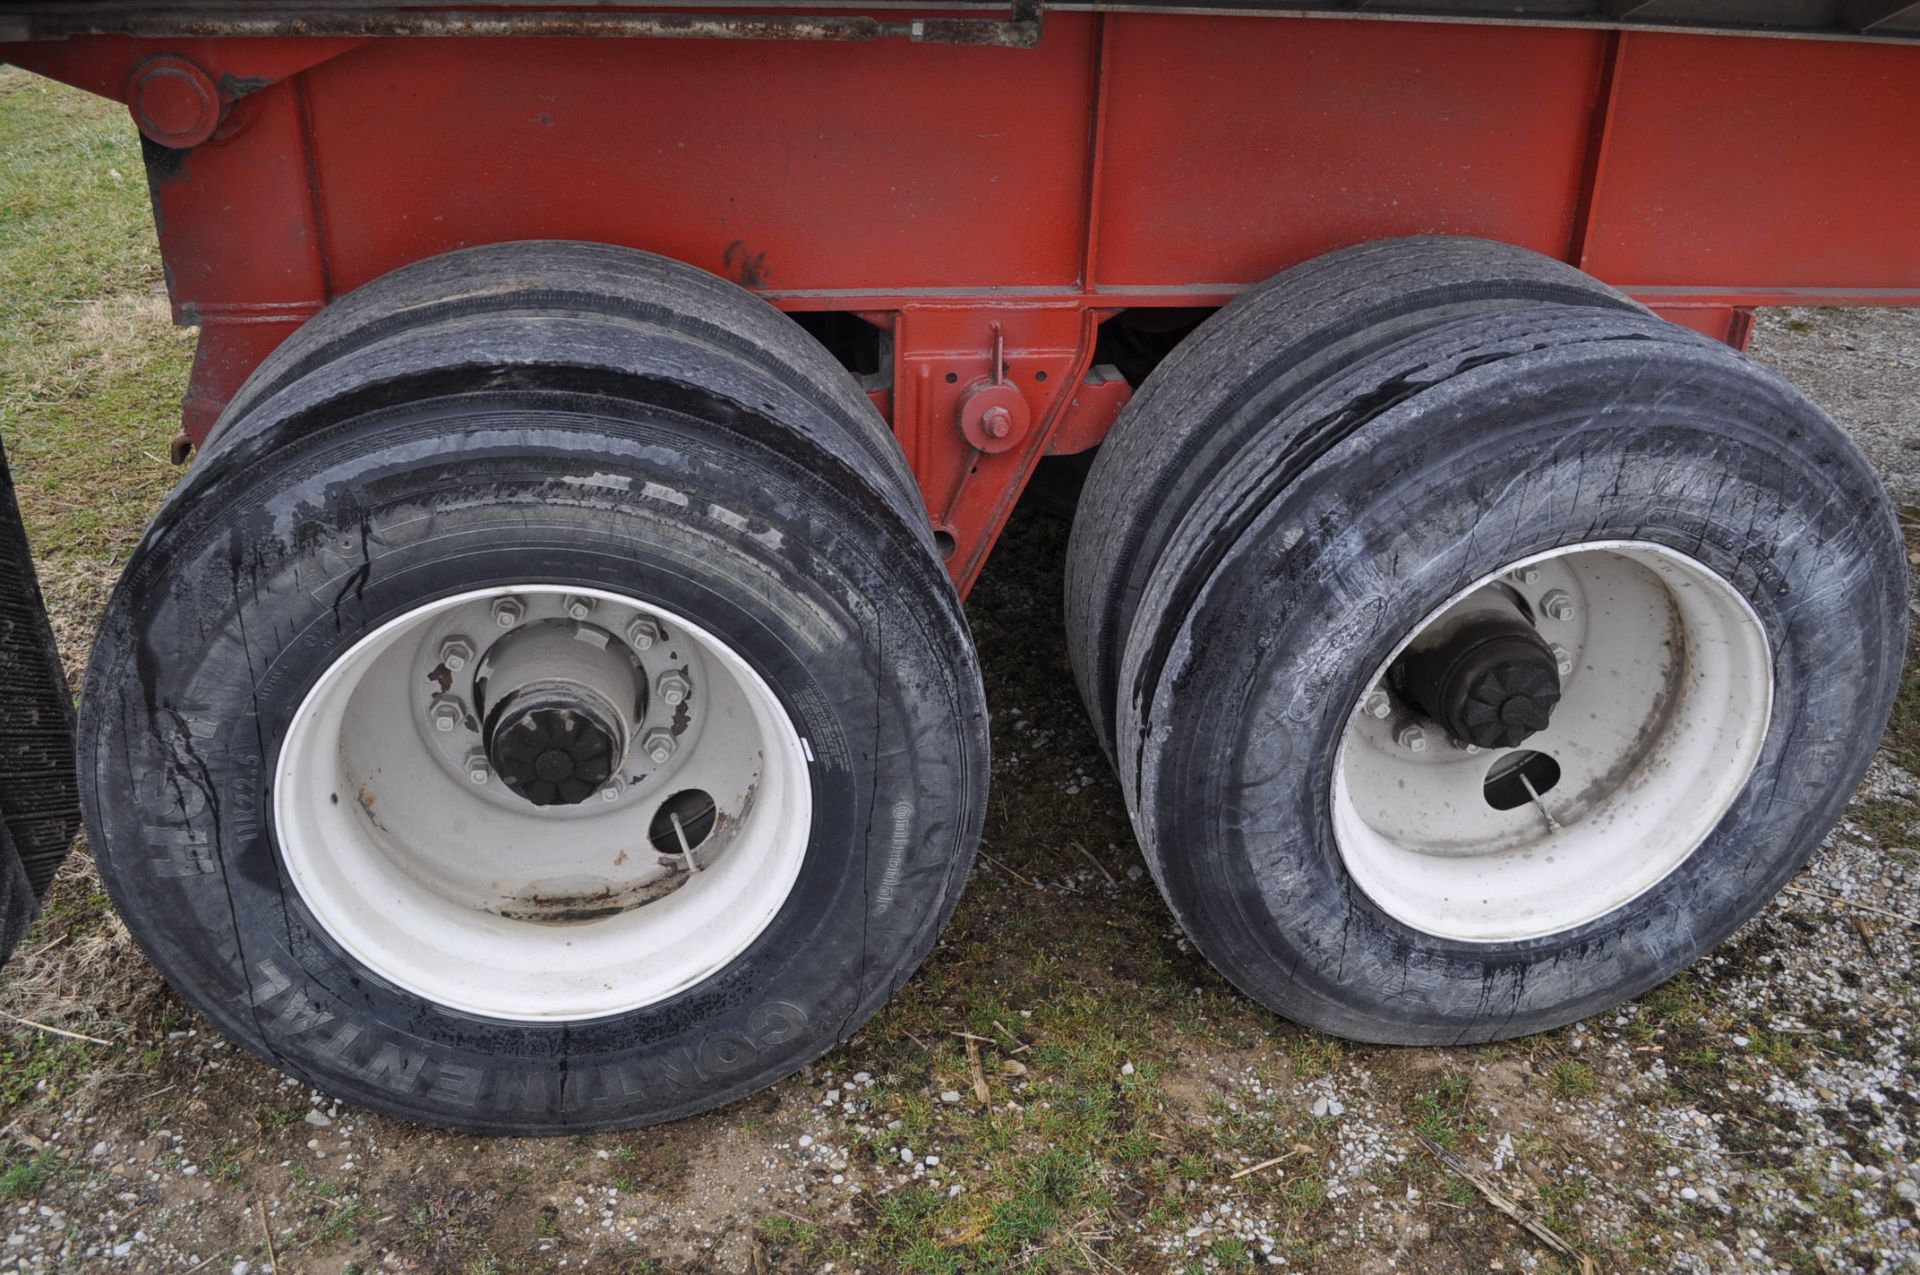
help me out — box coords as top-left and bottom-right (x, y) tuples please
(2, 69), (1918, 1275)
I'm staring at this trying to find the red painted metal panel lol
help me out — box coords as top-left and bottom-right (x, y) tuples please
(1581, 34), (1920, 296)
(296, 23), (1100, 297)
(1092, 17), (1608, 288)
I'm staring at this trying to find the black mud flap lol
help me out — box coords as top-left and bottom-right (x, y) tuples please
(0, 437), (80, 965)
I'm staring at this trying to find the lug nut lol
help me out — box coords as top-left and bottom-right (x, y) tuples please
(642, 727), (677, 765)
(1510, 567), (1541, 585)
(1551, 644), (1574, 676)
(657, 672), (691, 707)
(1362, 689), (1392, 719)
(626, 616), (663, 650)
(464, 751), (491, 786)
(1539, 589), (1575, 622)
(431, 699), (465, 734)
(1395, 724), (1427, 752)
(492, 596), (526, 629)
(600, 777), (626, 803)
(564, 594), (596, 621)
(439, 635), (475, 673)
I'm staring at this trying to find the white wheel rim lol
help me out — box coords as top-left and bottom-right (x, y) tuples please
(1331, 542), (1772, 943)
(275, 585), (813, 1021)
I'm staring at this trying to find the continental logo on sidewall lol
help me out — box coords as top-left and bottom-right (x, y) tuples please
(874, 800), (913, 916)
(237, 960), (809, 1111)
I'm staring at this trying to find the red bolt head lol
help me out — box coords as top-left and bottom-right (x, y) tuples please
(955, 381), (1029, 454)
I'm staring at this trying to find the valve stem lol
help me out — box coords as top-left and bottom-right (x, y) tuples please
(1519, 771), (1562, 834)
(671, 811), (703, 873)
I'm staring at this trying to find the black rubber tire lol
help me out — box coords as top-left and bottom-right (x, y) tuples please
(0, 436), (80, 965)
(1118, 303), (1906, 1045)
(81, 247), (988, 1132)
(205, 239), (921, 521)
(1066, 237), (1642, 757)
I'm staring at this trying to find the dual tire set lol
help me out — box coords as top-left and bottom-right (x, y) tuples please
(1068, 238), (1904, 1043)
(82, 244), (989, 1129)
(66, 238), (1904, 1131)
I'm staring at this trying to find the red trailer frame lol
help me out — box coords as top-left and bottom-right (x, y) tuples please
(6, 6), (1920, 589)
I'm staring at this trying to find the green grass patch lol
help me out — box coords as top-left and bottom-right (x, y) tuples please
(1635, 973), (1708, 1032)
(1845, 796), (1919, 847)
(0, 66), (189, 564)
(1286, 1033), (1344, 1081)
(1409, 1073), (1484, 1147)
(0, 1030), (94, 1108)
(0, 68), (157, 326)
(0, 1149), (65, 1198)
(1545, 1059), (1598, 1098)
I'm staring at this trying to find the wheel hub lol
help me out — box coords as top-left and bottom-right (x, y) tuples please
(472, 617), (644, 808)
(488, 696), (621, 806)
(1400, 612), (1561, 749)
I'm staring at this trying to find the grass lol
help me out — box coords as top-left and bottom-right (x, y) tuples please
(1409, 1074), (1484, 1148)
(0, 66), (186, 576)
(1545, 1059), (1598, 1099)
(0, 1031), (93, 1109)
(0, 1149), (64, 1199)
(307, 1190), (370, 1247)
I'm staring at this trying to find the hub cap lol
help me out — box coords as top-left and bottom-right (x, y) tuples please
(1398, 607), (1562, 750)
(1330, 542), (1772, 943)
(489, 702), (620, 807)
(274, 585), (812, 1021)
